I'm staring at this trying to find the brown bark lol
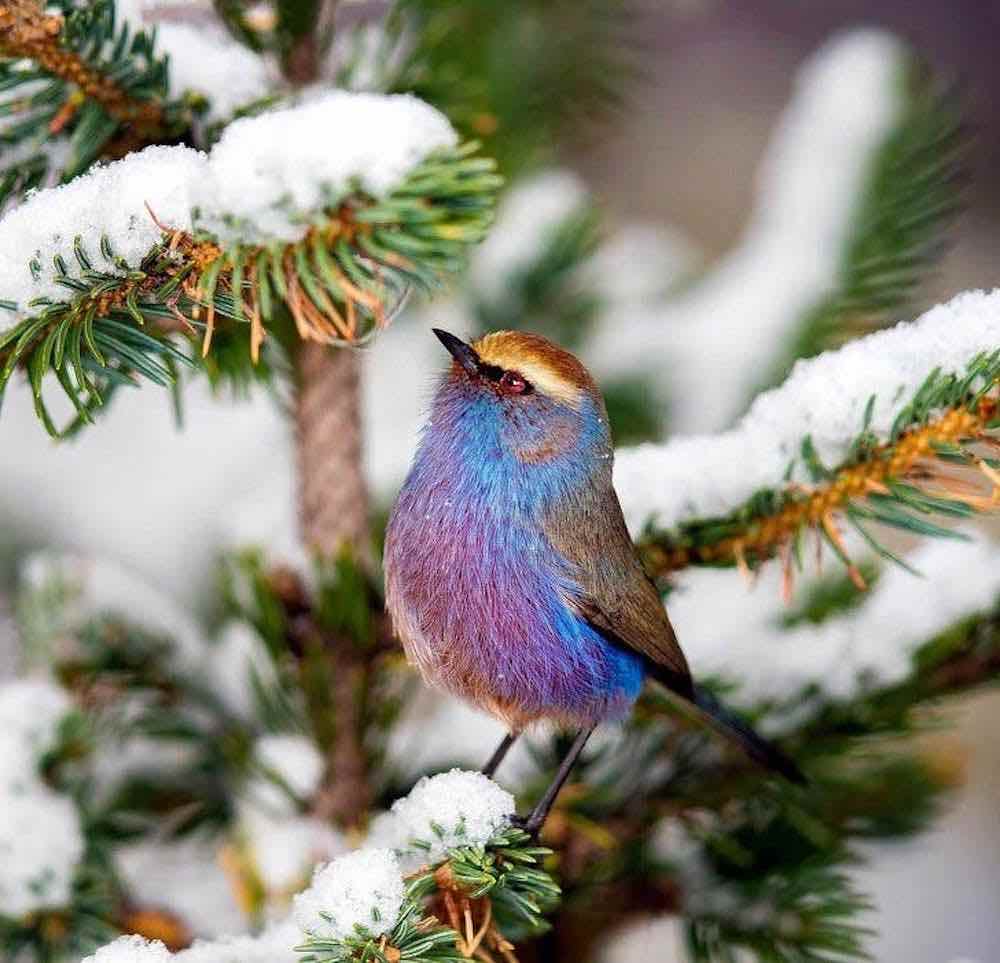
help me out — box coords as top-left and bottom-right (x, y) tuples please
(283, 0), (372, 835)
(310, 654), (372, 827)
(294, 342), (369, 559)
(294, 341), (373, 828)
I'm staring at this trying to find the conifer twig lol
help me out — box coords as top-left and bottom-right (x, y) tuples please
(0, 0), (165, 137)
(641, 394), (999, 582)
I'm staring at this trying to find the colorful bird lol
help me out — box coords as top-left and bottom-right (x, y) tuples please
(385, 329), (802, 830)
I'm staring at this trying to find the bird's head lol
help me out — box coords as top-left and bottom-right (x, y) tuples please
(429, 328), (611, 470)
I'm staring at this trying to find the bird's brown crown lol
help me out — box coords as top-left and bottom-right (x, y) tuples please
(471, 330), (596, 407)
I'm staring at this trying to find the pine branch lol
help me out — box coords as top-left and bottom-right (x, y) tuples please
(299, 828), (559, 963)
(761, 60), (966, 391)
(640, 358), (1000, 587)
(618, 287), (1000, 589)
(686, 860), (874, 963)
(0, 0), (184, 198)
(0, 139), (499, 436)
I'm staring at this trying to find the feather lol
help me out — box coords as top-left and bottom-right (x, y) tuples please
(543, 478), (692, 692)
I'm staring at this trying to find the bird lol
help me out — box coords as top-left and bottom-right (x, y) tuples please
(384, 328), (803, 830)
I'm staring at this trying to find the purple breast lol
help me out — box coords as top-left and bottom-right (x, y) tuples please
(384, 475), (644, 729)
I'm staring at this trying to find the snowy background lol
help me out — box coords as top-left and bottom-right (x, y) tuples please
(2, 3), (1000, 961)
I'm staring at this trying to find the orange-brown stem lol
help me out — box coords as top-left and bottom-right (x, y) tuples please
(0, 0), (164, 137)
(644, 398), (998, 577)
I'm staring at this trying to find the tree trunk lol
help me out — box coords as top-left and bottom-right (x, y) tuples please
(295, 342), (369, 558)
(294, 341), (373, 828)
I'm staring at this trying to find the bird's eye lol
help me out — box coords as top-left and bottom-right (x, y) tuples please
(499, 371), (531, 395)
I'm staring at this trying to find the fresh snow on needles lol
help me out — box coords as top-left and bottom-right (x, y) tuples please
(115, 0), (274, 121)
(293, 848), (405, 940)
(0, 676), (83, 918)
(369, 769), (515, 866)
(615, 288), (1000, 536)
(199, 92), (458, 244)
(0, 779), (84, 918)
(157, 24), (275, 121)
(82, 937), (174, 963)
(0, 676), (71, 758)
(0, 146), (205, 312)
(0, 93), (458, 322)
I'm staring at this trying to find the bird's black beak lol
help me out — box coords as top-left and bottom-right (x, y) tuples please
(433, 328), (481, 376)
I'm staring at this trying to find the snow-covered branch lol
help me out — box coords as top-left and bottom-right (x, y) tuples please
(79, 769), (556, 963)
(618, 289), (1000, 582)
(0, 90), (499, 435)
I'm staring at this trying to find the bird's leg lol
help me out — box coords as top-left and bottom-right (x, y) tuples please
(520, 726), (595, 834)
(482, 731), (519, 778)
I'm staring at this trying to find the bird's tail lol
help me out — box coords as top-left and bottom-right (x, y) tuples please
(691, 684), (806, 784)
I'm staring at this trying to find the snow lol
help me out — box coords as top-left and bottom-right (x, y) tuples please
(157, 24), (274, 121)
(615, 288), (1000, 536)
(175, 918), (301, 963)
(0, 93), (458, 321)
(0, 780), (84, 918)
(640, 29), (907, 432)
(0, 146), (206, 314)
(0, 680), (83, 918)
(0, 677), (70, 795)
(292, 848), (405, 941)
(241, 810), (347, 896)
(469, 168), (589, 307)
(196, 92), (458, 244)
(665, 530), (1000, 715)
(0, 676), (71, 757)
(20, 551), (206, 674)
(0, 732), (37, 794)
(114, 836), (247, 940)
(248, 733), (324, 815)
(205, 621), (277, 722)
(82, 937), (173, 963)
(371, 769), (515, 865)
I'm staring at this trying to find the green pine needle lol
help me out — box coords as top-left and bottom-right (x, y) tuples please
(0, 141), (500, 437)
(642, 351), (1000, 579)
(0, 0), (190, 206)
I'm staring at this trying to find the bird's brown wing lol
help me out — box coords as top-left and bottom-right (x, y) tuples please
(542, 482), (693, 697)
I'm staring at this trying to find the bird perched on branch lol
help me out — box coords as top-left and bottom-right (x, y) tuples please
(385, 329), (803, 830)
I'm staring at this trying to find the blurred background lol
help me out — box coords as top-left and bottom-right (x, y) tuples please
(1, 1), (999, 960)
